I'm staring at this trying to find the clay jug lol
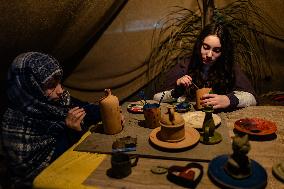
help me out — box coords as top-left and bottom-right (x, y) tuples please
(159, 106), (185, 142)
(99, 89), (122, 134)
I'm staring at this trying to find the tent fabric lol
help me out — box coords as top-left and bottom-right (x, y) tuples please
(0, 0), (127, 112)
(63, 0), (284, 102)
(0, 0), (283, 109)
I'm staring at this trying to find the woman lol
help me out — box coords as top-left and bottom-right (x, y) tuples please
(1, 52), (102, 188)
(154, 23), (257, 111)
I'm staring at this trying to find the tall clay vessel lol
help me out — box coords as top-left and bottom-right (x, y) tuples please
(99, 89), (122, 134)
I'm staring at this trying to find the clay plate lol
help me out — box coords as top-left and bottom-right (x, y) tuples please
(234, 118), (277, 136)
(127, 103), (144, 114)
(208, 155), (267, 189)
(149, 127), (200, 149)
(181, 111), (221, 129)
(127, 100), (169, 114)
(272, 162), (284, 182)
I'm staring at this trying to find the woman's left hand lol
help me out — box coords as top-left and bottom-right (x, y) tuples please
(201, 94), (230, 109)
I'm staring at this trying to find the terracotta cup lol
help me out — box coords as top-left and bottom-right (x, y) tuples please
(109, 152), (139, 179)
(143, 103), (161, 129)
(196, 88), (212, 110)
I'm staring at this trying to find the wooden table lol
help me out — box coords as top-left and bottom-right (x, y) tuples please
(33, 105), (284, 189)
(74, 101), (231, 162)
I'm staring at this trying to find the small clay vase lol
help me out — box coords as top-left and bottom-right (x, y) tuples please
(159, 106), (185, 142)
(99, 89), (122, 135)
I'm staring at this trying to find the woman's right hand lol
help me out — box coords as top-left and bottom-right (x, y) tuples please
(65, 107), (86, 131)
(176, 75), (193, 88)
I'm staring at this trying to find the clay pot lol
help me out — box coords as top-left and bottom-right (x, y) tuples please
(196, 88), (212, 110)
(99, 89), (122, 134)
(159, 106), (185, 142)
(143, 103), (161, 129)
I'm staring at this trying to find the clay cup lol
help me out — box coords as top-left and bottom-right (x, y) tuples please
(196, 88), (212, 110)
(108, 152), (139, 179)
(143, 103), (161, 129)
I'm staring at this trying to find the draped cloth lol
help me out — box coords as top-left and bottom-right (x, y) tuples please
(1, 52), (71, 188)
(0, 0), (283, 109)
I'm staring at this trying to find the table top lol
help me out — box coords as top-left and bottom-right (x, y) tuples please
(33, 105), (284, 189)
(74, 101), (231, 162)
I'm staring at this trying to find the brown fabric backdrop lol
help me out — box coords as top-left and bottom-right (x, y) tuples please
(63, 0), (284, 102)
(0, 0), (283, 113)
(0, 0), (127, 113)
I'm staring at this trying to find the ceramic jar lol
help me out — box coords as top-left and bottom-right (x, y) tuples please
(143, 103), (161, 129)
(159, 106), (185, 142)
(99, 89), (122, 135)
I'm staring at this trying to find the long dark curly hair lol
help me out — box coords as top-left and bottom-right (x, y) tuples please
(189, 23), (235, 95)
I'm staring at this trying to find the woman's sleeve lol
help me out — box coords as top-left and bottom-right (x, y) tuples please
(153, 90), (176, 103)
(226, 64), (257, 109)
(153, 88), (188, 103)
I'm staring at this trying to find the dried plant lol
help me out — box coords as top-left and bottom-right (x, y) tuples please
(147, 0), (283, 93)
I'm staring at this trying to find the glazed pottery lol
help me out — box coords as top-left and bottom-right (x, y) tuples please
(272, 162), (284, 182)
(199, 106), (222, 144)
(99, 89), (122, 135)
(234, 118), (277, 136)
(167, 163), (203, 188)
(208, 155), (267, 189)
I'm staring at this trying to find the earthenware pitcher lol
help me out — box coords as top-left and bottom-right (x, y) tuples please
(99, 89), (122, 134)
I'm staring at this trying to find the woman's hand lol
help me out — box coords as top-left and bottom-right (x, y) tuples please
(65, 107), (86, 131)
(176, 75), (193, 88)
(200, 94), (230, 109)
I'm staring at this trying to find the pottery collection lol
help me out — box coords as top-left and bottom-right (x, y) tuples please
(98, 89), (273, 188)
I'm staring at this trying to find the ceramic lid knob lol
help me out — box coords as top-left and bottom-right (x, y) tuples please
(160, 106), (184, 126)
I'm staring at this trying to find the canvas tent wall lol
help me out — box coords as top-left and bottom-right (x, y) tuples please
(0, 0), (283, 115)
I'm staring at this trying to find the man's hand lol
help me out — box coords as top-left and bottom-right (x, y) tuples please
(65, 107), (86, 131)
(200, 94), (230, 109)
